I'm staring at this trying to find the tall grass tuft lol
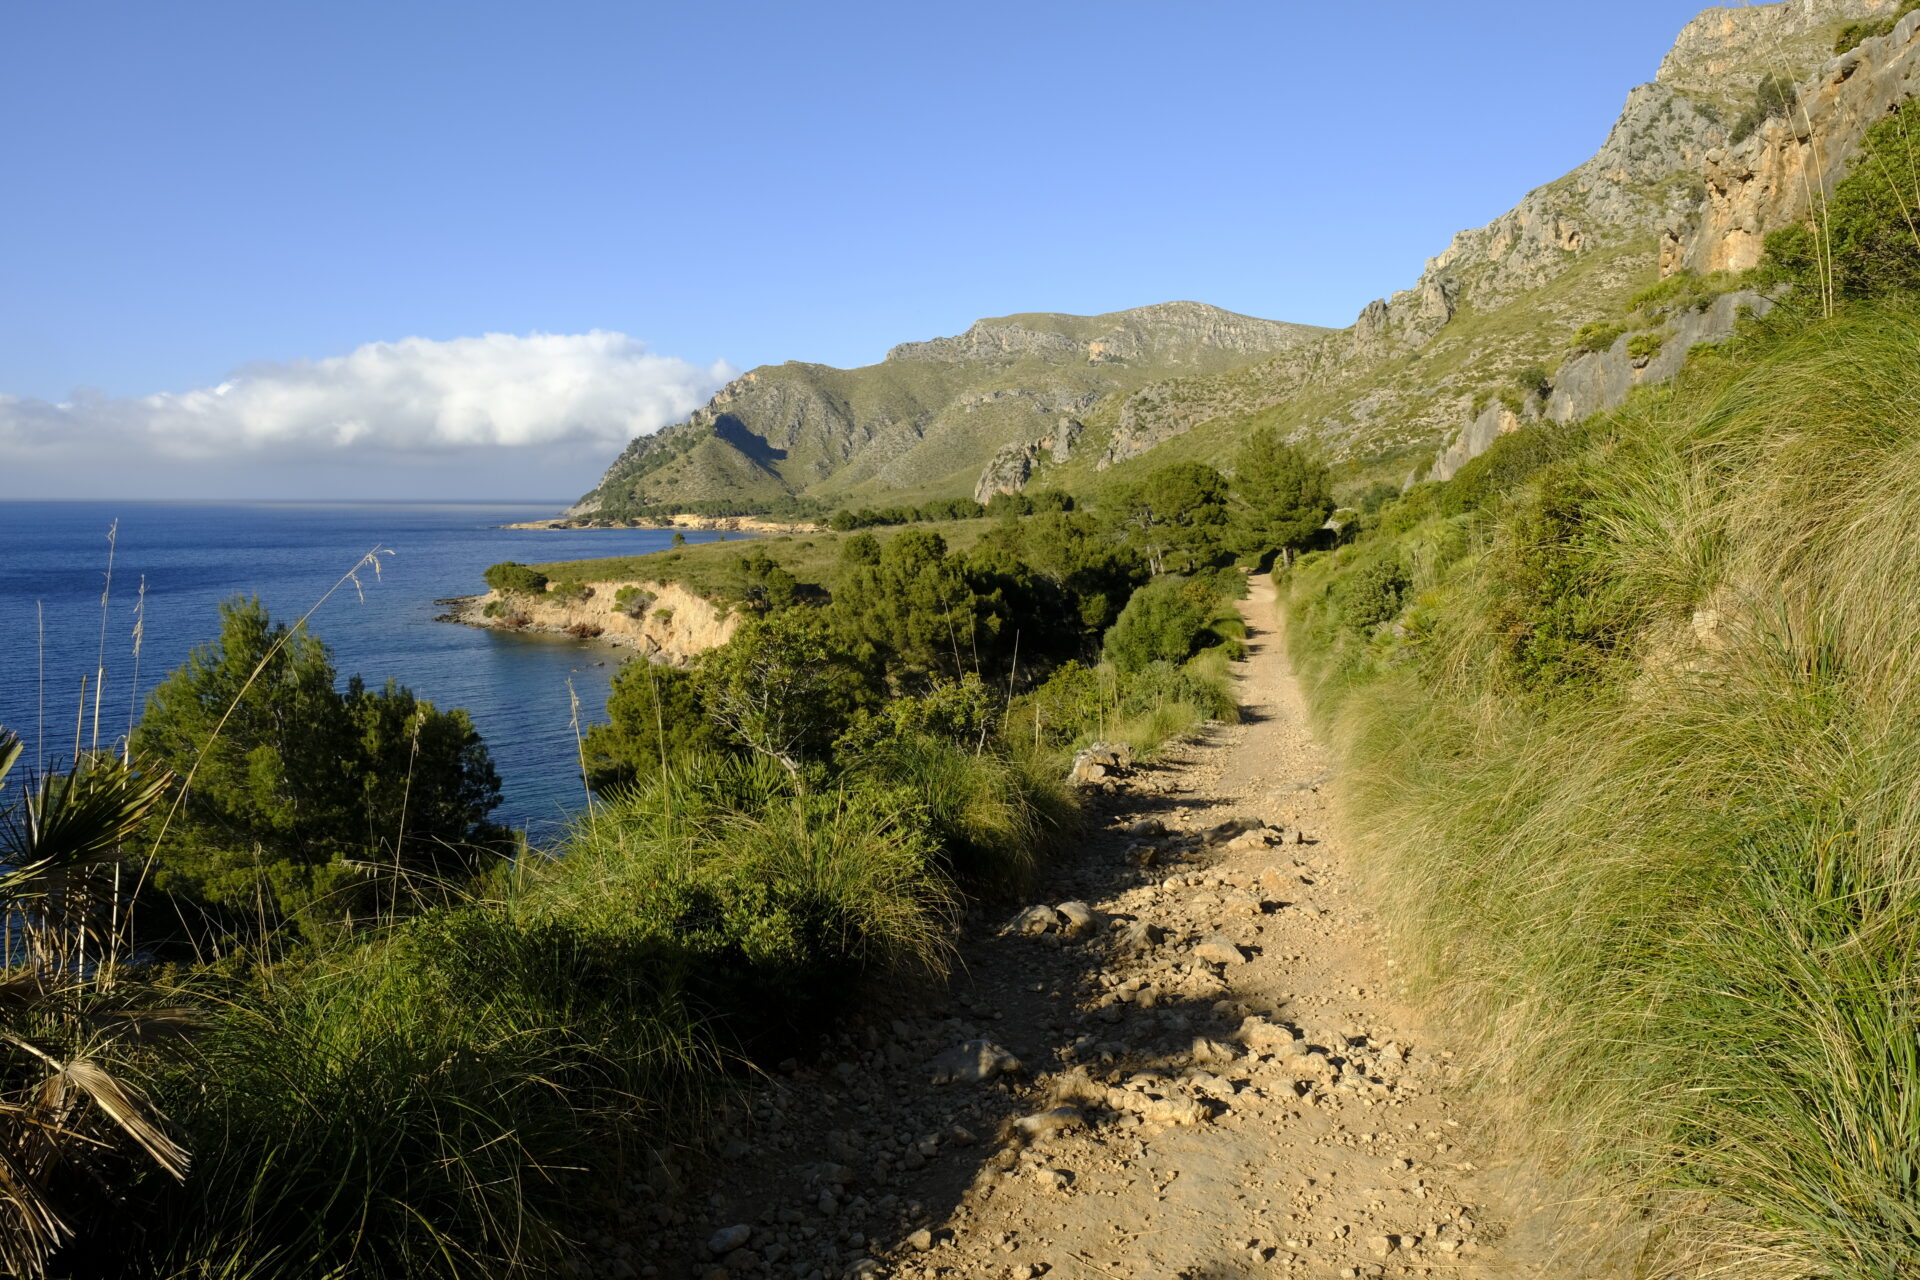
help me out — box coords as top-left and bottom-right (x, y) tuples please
(1286, 299), (1920, 1277)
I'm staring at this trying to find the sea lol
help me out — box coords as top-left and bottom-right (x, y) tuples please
(0, 501), (737, 840)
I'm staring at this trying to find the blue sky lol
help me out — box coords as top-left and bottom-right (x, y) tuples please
(1, 0), (1722, 499)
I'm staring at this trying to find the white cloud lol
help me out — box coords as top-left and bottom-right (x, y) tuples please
(0, 331), (734, 466)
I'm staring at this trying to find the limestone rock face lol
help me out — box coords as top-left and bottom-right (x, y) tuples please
(972, 417), (1085, 502)
(1428, 289), (1775, 482)
(1547, 290), (1775, 423)
(1682, 8), (1920, 273)
(1428, 403), (1525, 486)
(455, 579), (738, 664)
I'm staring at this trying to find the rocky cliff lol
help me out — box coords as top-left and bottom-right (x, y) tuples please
(448, 580), (738, 663)
(1683, 4), (1920, 273)
(1036, 0), (1895, 493)
(571, 0), (1905, 515)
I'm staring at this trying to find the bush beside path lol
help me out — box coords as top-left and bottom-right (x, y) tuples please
(628, 577), (1554, 1280)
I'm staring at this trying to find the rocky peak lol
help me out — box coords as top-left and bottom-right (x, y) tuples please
(1342, 0), (1890, 358)
(1658, 0), (1897, 103)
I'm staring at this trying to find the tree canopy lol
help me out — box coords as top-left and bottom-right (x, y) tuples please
(1229, 429), (1334, 568)
(830, 528), (1007, 683)
(130, 597), (504, 926)
(1105, 463), (1231, 576)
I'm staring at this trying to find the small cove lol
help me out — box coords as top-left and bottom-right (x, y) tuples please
(0, 500), (738, 838)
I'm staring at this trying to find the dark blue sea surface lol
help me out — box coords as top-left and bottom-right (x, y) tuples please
(0, 501), (733, 838)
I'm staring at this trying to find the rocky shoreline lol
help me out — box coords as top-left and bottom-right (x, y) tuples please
(501, 514), (815, 534)
(438, 578), (739, 665)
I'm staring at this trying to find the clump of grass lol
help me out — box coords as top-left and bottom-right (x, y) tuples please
(846, 734), (1074, 894)
(1287, 298), (1920, 1277)
(142, 907), (718, 1279)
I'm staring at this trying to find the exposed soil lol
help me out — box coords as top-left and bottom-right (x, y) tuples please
(610, 577), (1553, 1280)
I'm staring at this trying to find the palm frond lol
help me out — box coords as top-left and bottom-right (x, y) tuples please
(44, 1059), (189, 1180)
(0, 754), (172, 900)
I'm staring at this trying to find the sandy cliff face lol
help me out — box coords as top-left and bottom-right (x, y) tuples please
(452, 580), (738, 665)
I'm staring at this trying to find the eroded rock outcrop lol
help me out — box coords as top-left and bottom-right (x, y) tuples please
(1428, 289), (1775, 482)
(450, 580), (738, 664)
(974, 418), (1084, 502)
(1682, 7), (1920, 273)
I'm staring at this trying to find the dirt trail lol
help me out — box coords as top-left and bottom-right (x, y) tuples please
(627, 577), (1547, 1280)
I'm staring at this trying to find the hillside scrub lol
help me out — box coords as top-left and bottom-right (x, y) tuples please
(33, 665), (1084, 1278)
(483, 561), (549, 595)
(1833, 1), (1920, 53)
(1284, 296), (1920, 1276)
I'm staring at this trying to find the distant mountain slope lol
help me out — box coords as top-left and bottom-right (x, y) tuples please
(1034, 0), (1897, 495)
(567, 303), (1330, 517)
(573, 0), (1902, 519)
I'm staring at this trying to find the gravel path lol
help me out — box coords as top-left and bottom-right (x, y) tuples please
(623, 577), (1551, 1280)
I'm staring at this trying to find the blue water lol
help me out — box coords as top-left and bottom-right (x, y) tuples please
(0, 502), (736, 839)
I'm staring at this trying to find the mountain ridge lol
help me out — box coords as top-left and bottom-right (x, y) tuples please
(571, 0), (1903, 520)
(568, 301), (1331, 517)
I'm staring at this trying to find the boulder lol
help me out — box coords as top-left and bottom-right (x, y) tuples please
(1193, 934), (1247, 966)
(1069, 741), (1134, 784)
(1010, 904), (1062, 936)
(1055, 901), (1101, 937)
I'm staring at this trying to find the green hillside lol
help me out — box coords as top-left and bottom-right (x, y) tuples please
(569, 301), (1330, 518)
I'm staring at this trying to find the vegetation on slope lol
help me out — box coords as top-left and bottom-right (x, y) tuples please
(1, 434), (1334, 1275)
(1281, 113), (1920, 1273)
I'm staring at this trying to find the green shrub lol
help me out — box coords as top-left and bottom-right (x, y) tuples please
(1513, 363), (1551, 400)
(1329, 553), (1411, 635)
(583, 661), (720, 792)
(550, 580), (593, 605)
(130, 598), (506, 928)
(1833, 2), (1918, 53)
(1626, 332), (1665, 362)
(483, 562), (549, 596)
(1354, 481), (1401, 516)
(1570, 320), (1625, 354)
(1766, 97), (1920, 299)
(838, 675), (1001, 754)
(1012, 661), (1108, 749)
(1730, 72), (1797, 144)
(613, 585), (656, 617)
(1102, 576), (1211, 672)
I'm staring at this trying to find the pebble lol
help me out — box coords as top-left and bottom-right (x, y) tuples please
(1012, 1106), (1084, 1139)
(707, 1225), (752, 1256)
